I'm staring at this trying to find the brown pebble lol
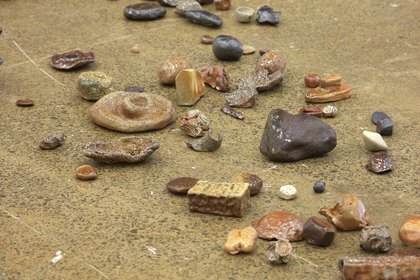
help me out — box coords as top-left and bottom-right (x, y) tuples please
(166, 177), (199, 194)
(221, 105), (245, 120)
(50, 50), (94, 70)
(215, 0), (230, 10)
(303, 216), (336, 247)
(76, 165), (97, 181)
(158, 57), (192, 86)
(230, 172), (262, 195)
(16, 99), (34, 107)
(242, 45), (256, 55)
(224, 226), (258, 255)
(399, 216), (420, 248)
(253, 211), (304, 241)
(304, 74), (320, 88)
(267, 239), (293, 264)
(124, 86), (144, 92)
(199, 65), (230, 92)
(298, 105), (322, 117)
(39, 132), (65, 150)
(201, 35), (214, 44)
(130, 45), (140, 53)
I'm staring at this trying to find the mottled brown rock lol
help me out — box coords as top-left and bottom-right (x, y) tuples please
(199, 65), (230, 92)
(90, 91), (176, 133)
(230, 172), (263, 196)
(224, 226), (258, 255)
(267, 239), (293, 264)
(391, 247), (420, 257)
(50, 50), (94, 70)
(200, 35), (213, 44)
(175, 69), (206, 106)
(215, 0), (230, 10)
(75, 165), (97, 181)
(305, 84), (352, 103)
(255, 50), (286, 75)
(360, 225), (392, 253)
(320, 74), (341, 88)
(366, 151), (393, 174)
(83, 136), (159, 164)
(39, 132), (65, 150)
(16, 99), (34, 107)
(225, 76), (257, 107)
(221, 105), (245, 120)
(187, 180), (250, 217)
(340, 256), (420, 280)
(304, 74), (320, 88)
(399, 216), (420, 248)
(250, 68), (284, 91)
(166, 177), (199, 194)
(186, 130), (223, 152)
(303, 216), (336, 247)
(253, 212), (304, 241)
(319, 194), (370, 231)
(179, 109), (210, 138)
(298, 105), (322, 117)
(158, 57), (192, 86)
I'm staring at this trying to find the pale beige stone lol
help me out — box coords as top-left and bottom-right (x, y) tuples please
(224, 226), (258, 255)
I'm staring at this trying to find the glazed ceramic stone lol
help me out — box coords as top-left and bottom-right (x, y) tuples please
(77, 71), (112, 101)
(90, 91), (176, 133)
(260, 109), (337, 162)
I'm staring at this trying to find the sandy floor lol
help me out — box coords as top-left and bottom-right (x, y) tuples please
(0, 0), (419, 279)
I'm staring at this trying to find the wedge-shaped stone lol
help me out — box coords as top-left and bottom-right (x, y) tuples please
(362, 131), (388, 151)
(187, 180), (250, 217)
(175, 69), (206, 106)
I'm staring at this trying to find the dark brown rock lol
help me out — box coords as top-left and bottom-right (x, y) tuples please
(256, 50), (286, 75)
(76, 165), (97, 181)
(253, 211), (304, 241)
(123, 3), (166, 21)
(199, 65), (230, 92)
(166, 177), (199, 194)
(230, 172), (263, 196)
(304, 74), (321, 88)
(50, 50), (94, 70)
(260, 109), (337, 162)
(366, 151), (392, 173)
(39, 132), (65, 150)
(221, 105), (244, 120)
(303, 216), (336, 247)
(16, 99), (34, 107)
(298, 105), (322, 117)
(360, 225), (392, 253)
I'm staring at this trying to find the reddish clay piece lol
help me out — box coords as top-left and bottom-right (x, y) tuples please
(76, 165), (97, 181)
(199, 65), (230, 92)
(51, 50), (94, 70)
(304, 74), (321, 88)
(221, 105), (245, 120)
(253, 211), (304, 241)
(215, 0), (231, 10)
(201, 35), (214, 44)
(399, 216), (420, 248)
(298, 105), (322, 117)
(166, 177), (199, 194)
(302, 216), (336, 247)
(16, 99), (34, 107)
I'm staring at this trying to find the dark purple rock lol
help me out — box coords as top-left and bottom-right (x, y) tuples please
(212, 35), (243, 61)
(184, 10), (223, 28)
(260, 109), (337, 162)
(371, 111), (390, 124)
(366, 151), (392, 173)
(371, 111), (393, 136)
(303, 216), (336, 247)
(123, 3), (166, 21)
(256, 5), (280, 25)
(50, 50), (94, 70)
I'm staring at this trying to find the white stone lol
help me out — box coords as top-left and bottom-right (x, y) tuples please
(236, 6), (254, 23)
(279, 185), (297, 200)
(362, 131), (388, 151)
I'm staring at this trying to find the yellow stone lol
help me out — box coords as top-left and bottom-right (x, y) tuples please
(175, 69), (206, 106)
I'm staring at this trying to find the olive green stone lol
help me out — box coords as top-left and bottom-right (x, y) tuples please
(77, 71), (112, 101)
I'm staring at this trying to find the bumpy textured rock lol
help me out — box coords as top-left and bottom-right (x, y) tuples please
(399, 216), (420, 248)
(260, 109), (337, 162)
(256, 5), (280, 25)
(366, 151), (392, 173)
(256, 50), (286, 75)
(90, 91), (176, 133)
(199, 65), (230, 92)
(184, 10), (223, 28)
(175, 0), (203, 16)
(225, 76), (257, 107)
(158, 57), (192, 86)
(267, 239), (293, 264)
(303, 216), (336, 247)
(77, 71), (112, 101)
(123, 3), (166, 20)
(50, 50), (94, 70)
(212, 35), (243, 61)
(39, 132), (65, 150)
(360, 225), (392, 253)
(230, 172), (263, 196)
(179, 109), (210, 138)
(224, 226), (258, 255)
(253, 212), (304, 241)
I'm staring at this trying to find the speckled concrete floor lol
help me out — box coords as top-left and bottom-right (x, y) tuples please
(0, 0), (419, 279)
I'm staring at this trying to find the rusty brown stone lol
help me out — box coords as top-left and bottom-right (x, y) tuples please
(39, 132), (65, 150)
(166, 177), (199, 194)
(302, 216), (336, 247)
(224, 226), (258, 255)
(230, 172), (263, 196)
(255, 50), (286, 75)
(298, 105), (322, 117)
(16, 99), (34, 107)
(305, 84), (352, 103)
(399, 216), (420, 248)
(304, 74), (320, 88)
(199, 65), (230, 92)
(50, 50), (94, 70)
(75, 165), (97, 181)
(319, 194), (370, 231)
(201, 35), (213, 44)
(179, 109), (210, 138)
(215, 0), (230, 10)
(158, 57), (192, 85)
(253, 212), (304, 241)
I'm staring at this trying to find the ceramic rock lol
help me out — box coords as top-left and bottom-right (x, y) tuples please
(253, 211), (304, 241)
(186, 130), (223, 152)
(260, 109), (337, 162)
(224, 226), (258, 255)
(267, 239), (293, 264)
(199, 65), (230, 92)
(362, 131), (388, 151)
(304, 74), (321, 88)
(305, 84), (352, 103)
(256, 50), (286, 75)
(77, 71), (112, 101)
(256, 5), (280, 25)
(303, 216), (336, 247)
(90, 91), (176, 133)
(230, 173), (263, 196)
(184, 10), (223, 28)
(298, 105), (323, 117)
(175, 0), (203, 16)
(366, 151), (392, 173)
(212, 35), (243, 61)
(123, 3), (166, 20)
(360, 225), (392, 253)
(83, 136), (159, 164)
(225, 76), (257, 107)
(372, 111), (393, 136)
(235, 6), (254, 23)
(158, 57), (192, 86)
(175, 69), (206, 106)
(75, 165), (97, 181)
(399, 216), (420, 248)
(50, 50), (94, 70)
(319, 194), (370, 231)
(39, 132), (65, 150)
(179, 109), (210, 138)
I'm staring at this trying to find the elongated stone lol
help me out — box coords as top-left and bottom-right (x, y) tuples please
(187, 180), (250, 217)
(175, 0), (203, 16)
(184, 10), (223, 28)
(175, 69), (206, 106)
(124, 3), (166, 21)
(305, 84), (352, 103)
(51, 50), (94, 70)
(166, 177), (199, 194)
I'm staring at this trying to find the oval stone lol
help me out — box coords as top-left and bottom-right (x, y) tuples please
(253, 211), (304, 241)
(166, 177), (199, 194)
(124, 3), (166, 21)
(212, 35), (243, 61)
(184, 10), (223, 28)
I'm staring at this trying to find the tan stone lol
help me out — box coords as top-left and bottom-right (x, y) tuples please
(399, 216), (420, 248)
(305, 84), (352, 103)
(175, 69), (206, 106)
(224, 226), (258, 255)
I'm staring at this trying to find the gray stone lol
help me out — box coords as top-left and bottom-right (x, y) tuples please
(256, 5), (280, 25)
(372, 111), (393, 136)
(184, 10), (222, 28)
(360, 225), (392, 253)
(212, 35), (243, 61)
(175, 0), (202, 16)
(123, 3), (166, 21)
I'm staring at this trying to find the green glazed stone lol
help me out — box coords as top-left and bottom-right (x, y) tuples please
(77, 71), (112, 101)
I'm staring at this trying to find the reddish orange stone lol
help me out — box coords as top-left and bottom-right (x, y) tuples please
(399, 216), (420, 248)
(304, 74), (320, 88)
(253, 211), (304, 241)
(76, 165), (97, 181)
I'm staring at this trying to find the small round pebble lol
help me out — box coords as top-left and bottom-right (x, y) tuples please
(77, 71), (112, 101)
(304, 74), (321, 88)
(279, 185), (297, 200)
(130, 45), (140, 53)
(243, 45), (256, 55)
(76, 165), (97, 181)
(39, 132), (65, 150)
(212, 35), (243, 61)
(313, 180), (326, 193)
(123, 3), (166, 21)
(16, 99), (34, 107)
(166, 177), (199, 194)
(201, 35), (214, 44)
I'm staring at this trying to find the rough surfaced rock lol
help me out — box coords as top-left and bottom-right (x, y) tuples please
(90, 91), (176, 133)
(366, 151), (392, 174)
(360, 225), (392, 253)
(253, 211), (304, 241)
(224, 226), (258, 255)
(260, 109), (337, 162)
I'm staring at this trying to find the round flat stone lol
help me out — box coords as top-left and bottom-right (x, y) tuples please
(230, 173), (263, 196)
(124, 3), (166, 21)
(279, 185), (297, 200)
(166, 177), (199, 194)
(76, 165), (97, 181)
(253, 211), (304, 241)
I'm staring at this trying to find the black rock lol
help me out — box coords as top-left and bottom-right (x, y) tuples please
(371, 111), (390, 124)
(371, 111), (393, 136)
(158, 0), (180, 7)
(197, 0), (213, 4)
(184, 10), (223, 28)
(366, 151), (392, 173)
(212, 35), (243, 61)
(313, 181), (326, 193)
(124, 3), (166, 21)
(0, 57), (3, 65)
(260, 109), (337, 162)
(256, 5), (280, 25)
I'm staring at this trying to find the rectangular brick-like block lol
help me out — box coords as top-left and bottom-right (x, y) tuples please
(187, 180), (250, 217)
